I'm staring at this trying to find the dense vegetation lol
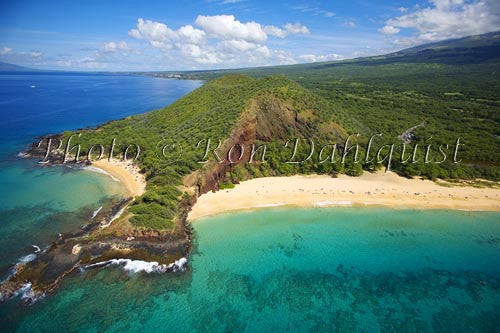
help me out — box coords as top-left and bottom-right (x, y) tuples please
(59, 75), (357, 229)
(167, 32), (500, 180)
(59, 32), (499, 230)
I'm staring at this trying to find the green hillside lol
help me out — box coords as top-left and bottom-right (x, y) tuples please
(47, 32), (500, 232)
(55, 75), (355, 230)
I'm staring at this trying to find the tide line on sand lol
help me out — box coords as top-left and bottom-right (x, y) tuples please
(188, 172), (500, 220)
(88, 159), (146, 198)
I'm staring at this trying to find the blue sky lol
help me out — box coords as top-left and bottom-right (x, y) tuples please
(0, 0), (499, 71)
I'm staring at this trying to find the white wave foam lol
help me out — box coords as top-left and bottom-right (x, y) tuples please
(255, 203), (285, 208)
(91, 206), (103, 220)
(100, 207), (124, 228)
(32, 245), (41, 253)
(84, 257), (188, 274)
(2, 253), (37, 283)
(12, 282), (31, 299)
(16, 152), (30, 158)
(18, 253), (36, 264)
(82, 166), (119, 182)
(313, 200), (353, 207)
(14, 283), (44, 304)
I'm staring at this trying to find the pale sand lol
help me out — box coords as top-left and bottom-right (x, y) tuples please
(92, 159), (146, 197)
(188, 172), (500, 221)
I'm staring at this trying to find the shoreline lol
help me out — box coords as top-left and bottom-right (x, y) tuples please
(90, 159), (146, 198)
(188, 172), (500, 221)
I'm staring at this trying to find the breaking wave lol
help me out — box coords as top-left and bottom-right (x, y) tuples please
(82, 166), (119, 182)
(313, 200), (353, 207)
(91, 206), (103, 220)
(84, 257), (188, 274)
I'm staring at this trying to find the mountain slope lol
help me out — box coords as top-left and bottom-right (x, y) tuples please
(164, 31), (500, 81)
(152, 32), (500, 181)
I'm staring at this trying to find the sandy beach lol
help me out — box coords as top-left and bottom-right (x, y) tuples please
(188, 172), (500, 221)
(91, 159), (146, 197)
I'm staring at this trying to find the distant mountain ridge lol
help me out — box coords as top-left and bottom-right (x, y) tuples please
(393, 31), (500, 55)
(0, 61), (36, 72)
(363, 31), (500, 65)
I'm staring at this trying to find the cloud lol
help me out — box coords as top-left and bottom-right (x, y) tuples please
(195, 14), (266, 43)
(298, 53), (344, 63)
(177, 25), (206, 44)
(380, 0), (500, 43)
(284, 23), (310, 34)
(264, 23), (310, 38)
(291, 5), (335, 18)
(127, 15), (313, 68)
(0, 47), (44, 63)
(29, 52), (42, 58)
(218, 39), (259, 52)
(103, 41), (128, 52)
(344, 20), (356, 28)
(378, 25), (400, 35)
(0, 47), (13, 55)
(219, 0), (246, 3)
(55, 57), (108, 69)
(129, 18), (206, 50)
(263, 25), (288, 38)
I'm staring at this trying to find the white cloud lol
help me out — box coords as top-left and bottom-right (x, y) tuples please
(129, 18), (206, 50)
(263, 25), (288, 38)
(291, 5), (335, 18)
(177, 25), (206, 44)
(0, 47), (13, 55)
(264, 22), (310, 38)
(218, 39), (259, 52)
(195, 14), (266, 43)
(55, 57), (108, 69)
(220, 0), (246, 3)
(103, 41), (128, 52)
(298, 53), (344, 63)
(379, 25), (400, 35)
(284, 23), (310, 34)
(0, 47), (44, 64)
(344, 20), (356, 28)
(127, 15), (313, 68)
(380, 0), (500, 43)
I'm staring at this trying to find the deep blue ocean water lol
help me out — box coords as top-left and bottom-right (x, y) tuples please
(0, 73), (499, 332)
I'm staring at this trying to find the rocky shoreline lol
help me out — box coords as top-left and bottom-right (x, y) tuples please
(0, 137), (194, 305)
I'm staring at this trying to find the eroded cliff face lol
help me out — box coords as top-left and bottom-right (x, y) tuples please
(187, 93), (323, 196)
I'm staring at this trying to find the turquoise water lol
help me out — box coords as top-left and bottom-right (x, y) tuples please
(3, 208), (499, 332)
(0, 159), (125, 274)
(0, 74), (499, 331)
(0, 73), (202, 278)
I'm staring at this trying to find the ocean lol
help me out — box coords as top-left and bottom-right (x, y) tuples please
(0, 73), (202, 281)
(0, 74), (499, 332)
